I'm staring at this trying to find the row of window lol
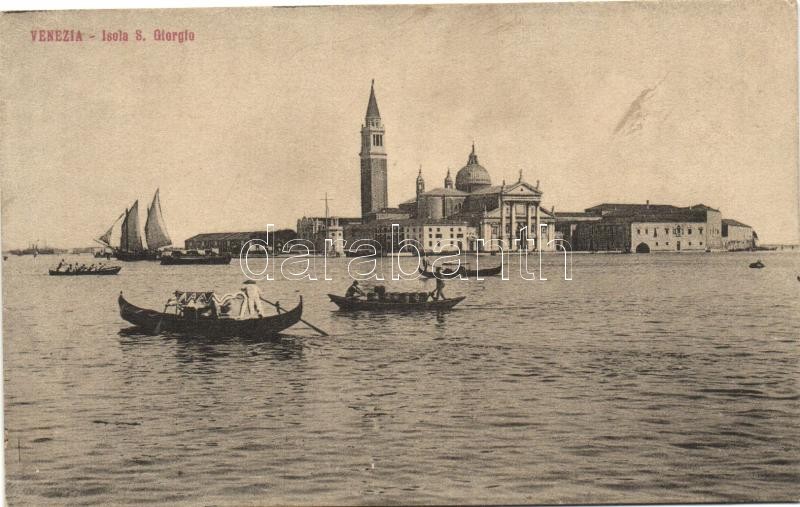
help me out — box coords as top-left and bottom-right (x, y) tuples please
(652, 241), (703, 247)
(427, 241), (464, 249)
(408, 227), (465, 233)
(637, 226), (705, 236)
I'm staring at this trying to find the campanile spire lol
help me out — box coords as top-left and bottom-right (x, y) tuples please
(359, 80), (388, 218)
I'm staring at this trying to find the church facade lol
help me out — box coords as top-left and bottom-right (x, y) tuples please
(346, 82), (558, 253)
(398, 146), (556, 252)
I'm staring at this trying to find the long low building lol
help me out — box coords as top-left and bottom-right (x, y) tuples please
(184, 229), (297, 254)
(554, 202), (756, 253)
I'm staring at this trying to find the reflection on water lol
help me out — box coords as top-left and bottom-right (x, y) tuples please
(3, 252), (800, 505)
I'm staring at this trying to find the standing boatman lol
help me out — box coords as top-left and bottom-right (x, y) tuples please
(432, 267), (446, 300)
(240, 280), (265, 318)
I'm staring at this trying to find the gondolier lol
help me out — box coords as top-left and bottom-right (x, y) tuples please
(432, 268), (446, 300)
(240, 280), (264, 318)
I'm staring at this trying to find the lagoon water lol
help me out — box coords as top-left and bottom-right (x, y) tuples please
(3, 252), (799, 505)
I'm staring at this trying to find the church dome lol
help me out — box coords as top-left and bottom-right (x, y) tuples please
(455, 144), (491, 193)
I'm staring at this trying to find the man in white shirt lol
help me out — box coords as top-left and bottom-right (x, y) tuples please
(240, 280), (264, 318)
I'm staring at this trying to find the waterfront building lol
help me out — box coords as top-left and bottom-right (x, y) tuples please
(556, 202), (731, 252)
(342, 218), (477, 255)
(401, 220), (476, 253)
(185, 229), (297, 254)
(721, 219), (757, 250)
(296, 216), (362, 255)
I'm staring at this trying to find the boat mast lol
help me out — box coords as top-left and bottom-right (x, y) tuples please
(120, 207), (129, 252)
(321, 193), (332, 254)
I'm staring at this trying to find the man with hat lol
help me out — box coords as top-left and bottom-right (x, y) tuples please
(240, 279), (264, 318)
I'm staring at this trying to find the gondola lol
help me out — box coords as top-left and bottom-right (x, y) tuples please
(328, 294), (465, 311)
(118, 293), (303, 338)
(49, 266), (121, 276)
(418, 263), (503, 279)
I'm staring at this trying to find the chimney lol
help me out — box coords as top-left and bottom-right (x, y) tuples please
(646, 200), (650, 208)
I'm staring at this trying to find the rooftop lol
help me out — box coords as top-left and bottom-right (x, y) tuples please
(422, 187), (469, 197)
(185, 231), (271, 241)
(722, 218), (752, 228)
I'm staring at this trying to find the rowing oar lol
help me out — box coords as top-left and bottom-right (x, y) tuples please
(154, 303), (170, 335)
(260, 296), (329, 336)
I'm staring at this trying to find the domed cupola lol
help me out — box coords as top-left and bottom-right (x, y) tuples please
(455, 143), (492, 193)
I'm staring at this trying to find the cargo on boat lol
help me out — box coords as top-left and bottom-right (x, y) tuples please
(328, 293), (465, 311)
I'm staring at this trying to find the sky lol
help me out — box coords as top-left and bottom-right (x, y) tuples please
(1, 1), (798, 249)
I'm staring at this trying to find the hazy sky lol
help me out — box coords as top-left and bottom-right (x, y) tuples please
(1, 2), (797, 249)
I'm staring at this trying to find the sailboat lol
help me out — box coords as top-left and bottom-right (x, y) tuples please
(96, 189), (172, 261)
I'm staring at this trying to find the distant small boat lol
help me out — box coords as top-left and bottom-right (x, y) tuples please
(160, 251), (232, 265)
(328, 294), (465, 311)
(49, 266), (121, 276)
(749, 260), (765, 269)
(418, 263), (502, 279)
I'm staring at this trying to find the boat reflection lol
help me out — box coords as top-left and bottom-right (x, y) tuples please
(117, 327), (306, 364)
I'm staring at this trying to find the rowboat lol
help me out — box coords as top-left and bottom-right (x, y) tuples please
(49, 266), (121, 276)
(749, 261), (765, 269)
(328, 294), (465, 311)
(418, 263), (502, 279)
(118, 293), (303, 338)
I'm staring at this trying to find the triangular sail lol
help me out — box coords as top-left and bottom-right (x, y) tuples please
(121, 201), (144, 253)
(145, 189), (172, 250)
(97, 212), (124, 247)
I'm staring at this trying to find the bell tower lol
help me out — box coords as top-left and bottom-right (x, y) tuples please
(360, 80), (388, 218)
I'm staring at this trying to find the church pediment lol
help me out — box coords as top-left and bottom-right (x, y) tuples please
(503, 181), (542, 197)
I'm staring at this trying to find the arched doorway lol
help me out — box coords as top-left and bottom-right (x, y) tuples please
(635, 242), (651, 253)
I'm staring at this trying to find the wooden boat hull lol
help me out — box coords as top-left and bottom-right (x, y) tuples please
(118, 293), (303, 338)
(49, 266), (121, 276)
(328, 294), (465, 311)
(418, 264), (502, 279)
(160, 254), (232, 265)
(115, 250), (159, 262)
